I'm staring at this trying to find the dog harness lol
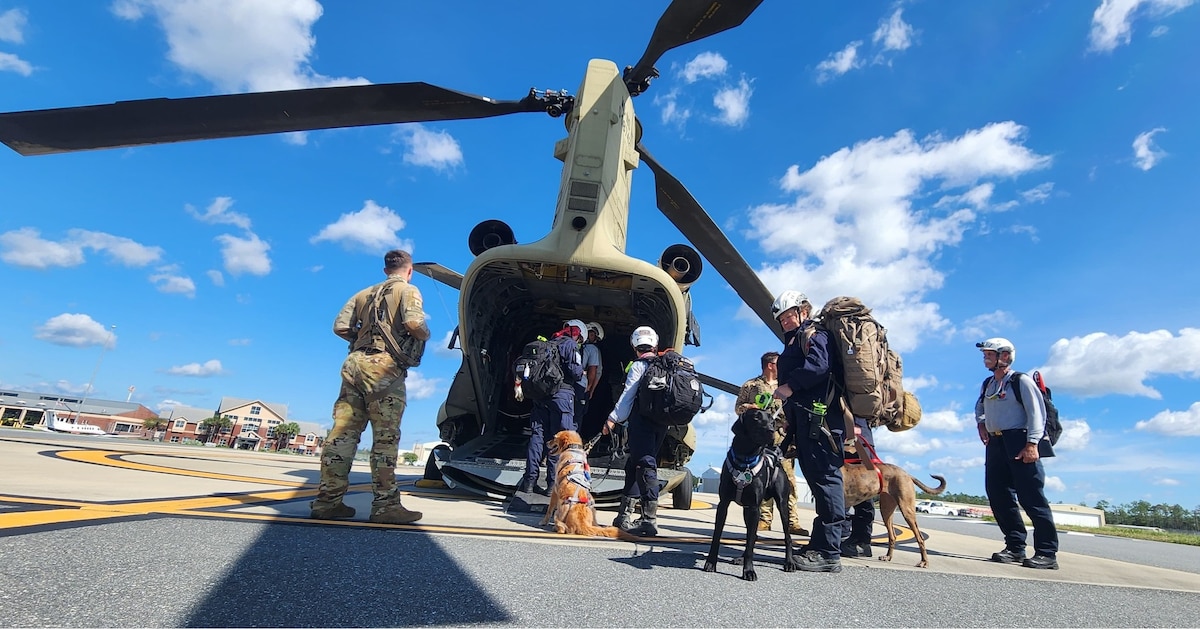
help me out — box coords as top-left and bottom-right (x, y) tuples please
(723, 446), (778, 505)
(844, 439), (885, 495)
(557, 444), (592, 505)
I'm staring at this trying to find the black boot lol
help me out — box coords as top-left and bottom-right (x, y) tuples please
(630, 500), (659, 537)
(613, 496), (636, 530)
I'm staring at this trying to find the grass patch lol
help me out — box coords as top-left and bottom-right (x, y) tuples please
(1060, 524), (1200, 546)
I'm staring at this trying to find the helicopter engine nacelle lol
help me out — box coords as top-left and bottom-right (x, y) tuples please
(659, 243), (703, 291)
(468, 220), (516, 256)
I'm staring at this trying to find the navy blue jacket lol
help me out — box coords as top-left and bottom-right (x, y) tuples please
(554, 336), (584, 391)
(777, 320), (841, 416)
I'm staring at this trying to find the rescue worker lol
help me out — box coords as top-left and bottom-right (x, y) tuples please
(518, 320), (585, 495)
(734, 351), (809, 536)
(313, 249), (431, 524)
(602, 325), (664, 536)
(772, 290), (846, 573)
(583, 322), (604, 400)
(975, 337), (1059, 569)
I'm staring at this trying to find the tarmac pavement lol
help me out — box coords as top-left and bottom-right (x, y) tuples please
(2, 428), (1199, 627)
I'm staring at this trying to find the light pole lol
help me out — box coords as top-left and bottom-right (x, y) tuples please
(75, 324), (116, 423)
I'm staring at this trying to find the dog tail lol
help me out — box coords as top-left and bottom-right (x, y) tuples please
(913, 474), (947, 495)
(576, 523), (622, 538)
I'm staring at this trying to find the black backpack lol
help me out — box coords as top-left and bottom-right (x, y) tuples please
(1011, 371), (1062, 446)
(513, 338), (563, 401)
(978, 370), (1062, 446)
(636, 350), (709, 425)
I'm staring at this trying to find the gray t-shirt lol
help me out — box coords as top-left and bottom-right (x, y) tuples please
(975, 371), (1047, 443)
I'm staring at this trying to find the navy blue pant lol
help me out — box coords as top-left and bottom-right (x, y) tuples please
(847, 417), (875, 544)
(985, 431), (1058, 556)
(621, 417), (668, 502)
(793, 409), (846, 558)
(572, 383), (588, 431)
(523, 387), (575, 487)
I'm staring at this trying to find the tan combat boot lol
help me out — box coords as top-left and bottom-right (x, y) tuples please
(310, 501), (356, 520)
(369, 503), (423, 524)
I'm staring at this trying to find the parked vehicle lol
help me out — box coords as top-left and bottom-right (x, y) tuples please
(915, 500), (955, 515)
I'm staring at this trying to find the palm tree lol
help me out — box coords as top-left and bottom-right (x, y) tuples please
(199, 415), (233, 445)
(142, 416), (167, 438)
(273, 422), (301, 451)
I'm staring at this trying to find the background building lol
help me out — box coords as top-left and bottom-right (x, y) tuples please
(0, 389), (155, 434)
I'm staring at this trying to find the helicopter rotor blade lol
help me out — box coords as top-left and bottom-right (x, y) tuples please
(0, 83), (562, 156)
(413, 262), (464, 291)
(637, 142), (782, 342)
(624, 0), (765, 95)
(697, 372), (741, 396)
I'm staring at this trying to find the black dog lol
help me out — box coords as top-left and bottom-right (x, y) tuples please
(702, 408), (796, 581)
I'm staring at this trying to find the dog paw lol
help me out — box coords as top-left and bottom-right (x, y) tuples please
(784, 558), (796, 573)
(702, 562), (717, 573)
(741, 569), (758, 581)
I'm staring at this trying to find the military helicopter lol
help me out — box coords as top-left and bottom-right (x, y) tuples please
(0, 0), (785, 506)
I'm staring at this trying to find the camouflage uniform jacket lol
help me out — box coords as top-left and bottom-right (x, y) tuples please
(334, 275), (431, 354)
(736, 375), (787, 445)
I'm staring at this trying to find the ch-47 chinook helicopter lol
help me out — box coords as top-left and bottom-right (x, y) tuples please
(0, 0), (786, 506)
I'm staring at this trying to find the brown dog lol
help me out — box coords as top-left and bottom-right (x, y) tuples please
(843, 455), (947, 568)
(538, 430), (622, 538)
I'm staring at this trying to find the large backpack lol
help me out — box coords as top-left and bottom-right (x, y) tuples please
(512, 338), (564, 401)
(817, 296), (917, 431)
(636, 350), (709, 426)
(980, 371), (1063, 446)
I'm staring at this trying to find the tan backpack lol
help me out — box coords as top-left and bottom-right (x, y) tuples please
(817, 296), (918, 431)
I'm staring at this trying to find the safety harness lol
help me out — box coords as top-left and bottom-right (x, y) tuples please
(844, 438), (885, 495)
(723, 446), (779, 506)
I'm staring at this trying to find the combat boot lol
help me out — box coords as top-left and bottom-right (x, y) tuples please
(369, 503), (423, 525)
(612, 496), (637, 530)
(630, 500), (659, 537)
(310, 501), (356, 520)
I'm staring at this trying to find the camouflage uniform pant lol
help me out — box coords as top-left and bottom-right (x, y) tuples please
(316, 349), (407, 514)
(761, 434), (801, 528)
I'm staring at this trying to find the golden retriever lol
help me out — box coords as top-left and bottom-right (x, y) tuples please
(538, 430), (622, 538)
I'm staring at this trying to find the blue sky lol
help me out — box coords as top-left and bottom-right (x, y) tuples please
(2, 1), (1198, 510)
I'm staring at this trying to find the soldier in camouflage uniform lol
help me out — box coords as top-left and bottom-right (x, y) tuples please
(312, 249), (431, 524)
(734, 351), (809, 536)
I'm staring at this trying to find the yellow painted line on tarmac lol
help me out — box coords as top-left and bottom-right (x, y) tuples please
(55, 449), (314, 486)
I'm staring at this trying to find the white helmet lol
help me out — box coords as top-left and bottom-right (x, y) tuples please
(586, 322), (605, 340)
(771, 290), (808, 320)
(630, 326), (658, 349)
(976, 337), (1016, 362)
(563, 319), (587, 337)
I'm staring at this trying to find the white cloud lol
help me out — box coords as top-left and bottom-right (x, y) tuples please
(1045, 476), (1066, 493)
(395, 124), (463, 171)
(149, 266), (196, 297)
(816, 41), (863, 83)
(748, 122), (1051, 352)
(680, 51), (728, 83)
(654, 89), (690, 127)
(215, 232), (271, 276)
(0, 228), (163, 269)
(1150, 24), (1170, 36)
(0, 8), (28, 43)
(689, 393), (738, 460)
(405, 370), (442, 400)
(1056, 419), (1093, 451)
(874, 429), (947, 457)
(110, 0), (367, 93)
(916, 409), (972, 432)
(156, 399), (183, 414)
(206, 269), (225, 286)
(1135, 401), (1200, 436)
(926, 454), (984, 474)
(310, 199), (415, 253)
(960, 310), (1019, 341)
(1132, 127), (1167, 170)
(1089, 0), (1196, 52)
(1153, 476), (1181, 486)
(434, 329), (460, 357)
(872, 8), (915, 53)
(712, 77), (753, 127)
(0, 51), (32, 75)
(228, 338), (252, 346)
(1039, 328), (1200, 398)
(35, 314), (117, 348)
(904, 374), (938, 394)
(187, 196), (252, 229)
(166, 359), (225, 377)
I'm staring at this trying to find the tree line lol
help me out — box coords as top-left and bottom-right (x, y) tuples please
(915, 490), (1200, 533)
